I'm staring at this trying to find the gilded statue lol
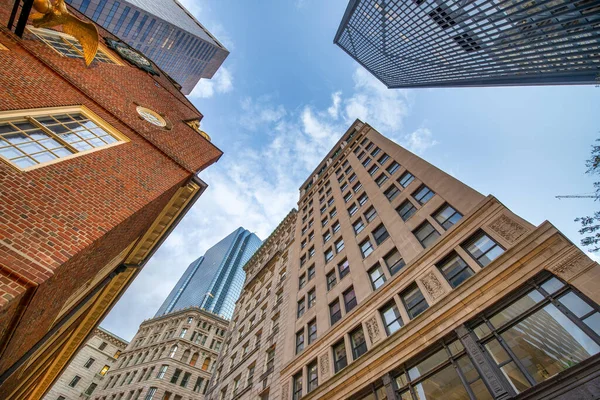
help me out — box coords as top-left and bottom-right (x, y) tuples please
(30, 0), (99, 66)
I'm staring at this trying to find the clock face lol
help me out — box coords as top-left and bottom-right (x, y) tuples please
(118, 47), (152, 67)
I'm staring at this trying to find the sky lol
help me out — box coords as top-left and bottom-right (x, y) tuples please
(100, 0), (600, 341)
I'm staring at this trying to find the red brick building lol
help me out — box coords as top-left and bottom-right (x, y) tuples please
(0, 1), (222, 398)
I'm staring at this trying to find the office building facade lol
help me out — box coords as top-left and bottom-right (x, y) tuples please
(43, 328), (128, 400)
(335, 0), (600, 88)
(91, 308), (229, 400)
(66, 0), (230, 94)
(0, 2), (222, 398)
(206, 120), (600, 400)
(156, 228), (262, 320)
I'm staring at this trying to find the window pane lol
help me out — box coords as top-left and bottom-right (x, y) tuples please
(438, 254), (474, 288)
(501, 303), (600, 384)
(541, 277), (565, 294)
(408, 348), (447, 380)
(489, 290), (544, 328)
(381, 303), (403, 335)
(558, 291), (593, 318)
(412, 364), (469, 400)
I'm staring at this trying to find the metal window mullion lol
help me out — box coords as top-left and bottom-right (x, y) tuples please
(60, 36), (84, 58)
(26, 117), (78, 153)
(489, 327), (537, 386)
(446, 345), (478, 400)
(548, 296), (600, 344)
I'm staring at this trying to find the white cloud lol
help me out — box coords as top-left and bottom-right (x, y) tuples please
(100, 66), (434, 340)
(189, 66), (233, 99)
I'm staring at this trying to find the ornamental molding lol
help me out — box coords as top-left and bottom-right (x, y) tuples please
(281, 382), (289, 400)
(488, 214), (528, 243)
(319, 352), (330, 380)
(365, 316), (381, 344)
(549, 252), (593, 281)
(420, 271), (446, 301)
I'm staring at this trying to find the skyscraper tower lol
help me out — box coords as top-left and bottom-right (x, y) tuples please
(66, 0), (230, 94)
(335, 0), (600, 88)
(156, 228), (262, 320)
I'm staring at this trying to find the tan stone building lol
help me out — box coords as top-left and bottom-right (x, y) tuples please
(92, 307), (229, 400)
(207, 120), (600, 400)
(43, 327), (128, 400)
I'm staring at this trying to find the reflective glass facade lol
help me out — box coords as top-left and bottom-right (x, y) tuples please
(335, 0), (600, 88)
(67, 0), (229, 94)
(155, 227), (262, 320)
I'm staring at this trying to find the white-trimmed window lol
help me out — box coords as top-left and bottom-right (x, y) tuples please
(28, 26), (121, 65)
(0, 106), (127, 170)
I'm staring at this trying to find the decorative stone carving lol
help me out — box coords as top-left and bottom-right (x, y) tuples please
(319, 352), (330, 380)
(365, 316), (381, 344)
(420, 271), (446, 301)
(488, 214), (528, 243)
(550, 252), (592, 280)
(281, 382), (289, 400)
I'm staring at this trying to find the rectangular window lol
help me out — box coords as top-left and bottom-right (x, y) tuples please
(375, 173), (389, 187)
(343, 192), (353, 203)
(84, 357), (95, 368)
(307, 360), (318, 392)
(401, 284), (429, 319)
(344, 286), (358, 312)
(330, 208), (337, 218)
(308, 288), (316, 308)
(308, 265), (315, 281)
(297, 298), (306, 318)
(360, 239), (374, 258)
(180, 372), (191, 388)
(369, 264), (387, 290)
(349, 173), (357, 183)
(361, 138), (369, 146)
(332, 221), (341, 233)
(350, 327), (367, 359)
(368, 164), (379, 176)
(364, 206), (377, 222)
(372, 223), (389, 245)
(340, 182), (348, 192)
(378, 152), (389, 164)
(362, 157), (372, 168)
(386, 161), (400, 174)
(358, 150), (366, 160)
(345, 165), (352, 175)
(69, 375), (81, 387)
(384, 184), (400, 201)
(333, 340), (348, 372)
(348, 203), (358, 217)
(308, 319), (317, 344)
(397, 200), (417, 221)
(413, 185), (435, 205)
(156, 365), (168, 379)
(434, 204), (463, 230)
(384, 248), (406, 276)
(193, 377), (204, 393)
(338, 259), (350, 279)
(170, 369), (181, 384)
(320, 205), (326, 215)
(0, 107), (126, 170)
(144, 388), (157, 400)
(326, 270), (337, 290)
(266, 348), (275, 372)
(353, 218), (365, 234)
(325, 248), (334, 263)
(300, 255), (307, 267)
(335, 238), (345, 253)
(179, 328), (187, 338)
(353, 181), (363, 193)
(438, 253), (474, 288)
(299, 274), (306, 289)
(321, 217), (328, 227)
(296, 330), (305, 354)
(381, 302), (403, 335)
(414, 221), (441, 248)
(463, 232), (504, 267)
(358, 192), (369, 206)
(323, 231), (331, 243)
(371, 147), (381, 157)
(293, 372), (303, 400)
(330, 300), (342, 325)
(309, 246), (315, 258)
(398, 171), (415, 188)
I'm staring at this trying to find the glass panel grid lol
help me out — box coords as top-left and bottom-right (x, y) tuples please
(30, 28), (117, 64)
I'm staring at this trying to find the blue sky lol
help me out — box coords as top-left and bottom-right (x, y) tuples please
(101, 0), (600, 340)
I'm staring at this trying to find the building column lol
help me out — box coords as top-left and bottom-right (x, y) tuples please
(382, 373), (398, 400)
(455, 325), (514, 400)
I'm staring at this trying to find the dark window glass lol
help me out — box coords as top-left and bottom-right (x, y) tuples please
(358, 150), (366, 160)
(369, 264), (387, 290)
(330, 208), (337, 218)
(308, 288), (316, 308)
(344, 287), (358, 312)
(338, 259), (350, 279)
(463, 232), (504, 267)
(381, 302), (404, 335)
(323, 231), (331, 243)
(330, 300), (342, 325)
(397, 200), (417, 221)
(292, 372), (303, 400)
(414, 222), (441, 248)
(335, 238), (345, 253)
(340, 182), (348, 192)
(438, 253), (474, 288)
(332, 221), (341, 233)
(350, 327), (367, 359)
(378, 153), (390, 165)
(385, 248), (406, 275)
(362, 158), (372, 168)
(333, 340), (348, 372)
(358, 193), (369, 206)
(326, 270), (337, 290)
(353, 218), (365, 234)
(170, 368), (182, 384)
(368, 164), (379, 176)
(371, 147), (381, 157)
(297, 299), (305, 318)
(296, 330), (305, 354)
(384, 184), (400, 201)
(353, 181), (363, 193)
(413, 185), (435, 205)
(373, 223), (389, 245)
(375, 173), (388, 187)
(307, 360), (318, 392)
(366, 143), (374, 151)
(299, 274), (306, 289)
(308, 320), (317, 344)
(349, 173), (357, 183)
(325, 248), (334, 262)
(343, 192), (353, 203)
(308, 265), (315, 281)
(360, 239), (374, 258)
(364, 206), (377, 222)
(386, 161), (400, 174)
(434, 204), (463, 230)
(398, 171), (415, 188)
(348, 203), (358, 216)
(401, 284), (429, 319)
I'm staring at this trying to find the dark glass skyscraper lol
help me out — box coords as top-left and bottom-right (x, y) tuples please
(67, 0), (229, 94)
(335, 0), (600, 88)
(155, 227), (262, 320)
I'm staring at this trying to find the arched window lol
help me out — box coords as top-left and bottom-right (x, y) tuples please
(201, 357), (211, 371)
(181, 349), (190, 363)
(190, 352), (199, 367)
(169, 345), (178, 358)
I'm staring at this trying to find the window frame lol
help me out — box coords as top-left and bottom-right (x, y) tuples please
(414, 221), (441, 248)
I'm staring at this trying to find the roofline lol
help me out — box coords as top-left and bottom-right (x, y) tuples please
(97, 326), (129, 345)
